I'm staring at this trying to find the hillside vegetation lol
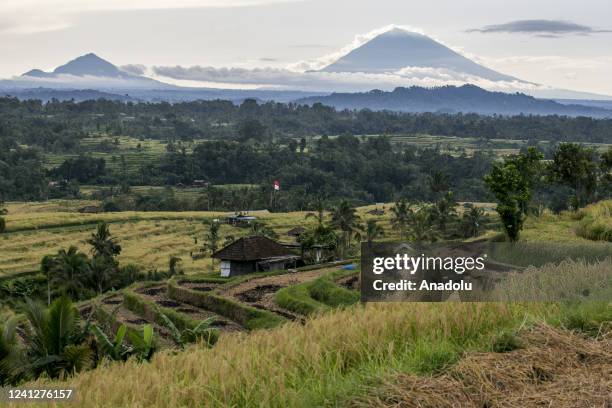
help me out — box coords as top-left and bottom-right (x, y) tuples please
(15, 257), (611, 407)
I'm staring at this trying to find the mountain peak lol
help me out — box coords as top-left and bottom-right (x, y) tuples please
(53, 53), (124, 77)
(320, 29), (518, 82)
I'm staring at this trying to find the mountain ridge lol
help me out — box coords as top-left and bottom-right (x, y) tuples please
(295, 84), (612, 117)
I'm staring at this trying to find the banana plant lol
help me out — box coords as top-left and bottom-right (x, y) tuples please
(127, 324), (155, 362)
(91, 324), (132, 362)
(159, 314), (217, 349)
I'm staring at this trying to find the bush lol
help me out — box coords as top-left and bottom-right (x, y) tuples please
(0, 217), (5, 233)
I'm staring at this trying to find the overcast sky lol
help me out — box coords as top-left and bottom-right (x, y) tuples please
(1, 0), (611, 94)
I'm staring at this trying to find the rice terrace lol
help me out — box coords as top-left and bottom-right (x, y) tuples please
(1, 3), (612, 407)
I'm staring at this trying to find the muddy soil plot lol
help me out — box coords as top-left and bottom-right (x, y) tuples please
(96, 298), (175, 348)
(136, 284), (242, 332)
(219, 267), (339, 321)
(178, 281), (220, 293)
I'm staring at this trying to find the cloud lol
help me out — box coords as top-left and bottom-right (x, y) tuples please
(0, 0), (302, 35)
(150, 64), (537, 93)
(468, 20), (611, 36)
(120, 64), (147, 75)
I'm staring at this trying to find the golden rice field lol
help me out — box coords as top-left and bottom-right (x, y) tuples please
(0, 201), (311, 278)
(1, 198), (607, 279)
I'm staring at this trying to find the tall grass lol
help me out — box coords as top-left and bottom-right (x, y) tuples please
(22, 302), (520, 407)
(492, 258), (612, 302)
(487, 241), (612, 267)
(18, 259), (612, 408)
(576, 200), (612, 242)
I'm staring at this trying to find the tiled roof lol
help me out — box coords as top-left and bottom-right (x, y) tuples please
(212, 235), (295, 261)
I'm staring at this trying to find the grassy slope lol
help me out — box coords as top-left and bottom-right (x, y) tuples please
(3, 200), (611, 406)
(18, 279), (611, 407)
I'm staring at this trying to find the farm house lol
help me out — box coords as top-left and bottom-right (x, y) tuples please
(212, 236), (300, 277)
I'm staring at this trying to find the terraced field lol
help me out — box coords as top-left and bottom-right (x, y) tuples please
(42, 136), (204, 176)
(358, 134), (612, 158)
(78, 262), (359, 350)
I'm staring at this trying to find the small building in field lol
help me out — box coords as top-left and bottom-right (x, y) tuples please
(286, 226), (306, 238)
(225, 213), (257, 227)
(212, 235), (299, 277)
(78, 205), (101, 214)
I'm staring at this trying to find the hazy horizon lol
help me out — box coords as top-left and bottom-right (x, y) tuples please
(1, 0), (611, 95)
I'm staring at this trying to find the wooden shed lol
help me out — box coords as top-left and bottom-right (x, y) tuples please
(212, 236), (299, 277)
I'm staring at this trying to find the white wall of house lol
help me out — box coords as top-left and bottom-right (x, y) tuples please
(220, 261), (231, 277)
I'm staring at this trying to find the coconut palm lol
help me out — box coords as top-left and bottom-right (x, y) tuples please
(250, 221), (278, 240)
(428, 170), (450, 198)
(409, 207), (438, 243)
(330, 200), (360, 257)
(0, 202), (6, 233)
(0, 318), (23, 385)
(390, 199), (412, 241)
(88, 255), (115, 295)
(362, 219), (385, 245)
(202, 220), (221, 272)
(305, 197), (326, 227)
(20, 297), (92, 380)
(430, 191), (457, 233)
(40, 254), (57, 306)
(51, 246), (90, 300)
(461, 204), (486, 238)
(86, 223), (121, 262)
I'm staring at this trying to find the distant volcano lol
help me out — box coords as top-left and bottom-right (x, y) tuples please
(23, 53), (134, 79)
(17, 53), (169, 89)
(320, 28), (520, 83)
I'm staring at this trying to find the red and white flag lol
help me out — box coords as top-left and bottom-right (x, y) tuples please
(273, 180), (280, 191)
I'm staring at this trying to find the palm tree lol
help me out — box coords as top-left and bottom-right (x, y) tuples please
(428, 170), (450, 198)
(51, 247), (90, 300)
(461, 204), (486, 238)
(86, 223), (121, 262)
(88, 255), (115, 295)
(409, 207), (438, 243)
(363, 219), (385, 245)
(0, 202), (6, 233)
(202, 220), (221, 273)
(0, 318), (23, 385)
(430, 191), (457, 234)
(305, 197), (326, 227)
(21, 297), (91, 380)
(330, 200), (360, 258)
(390, 199), (411, 241)
(250, 221), (278, 240)
(41, 255), (57, 306)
